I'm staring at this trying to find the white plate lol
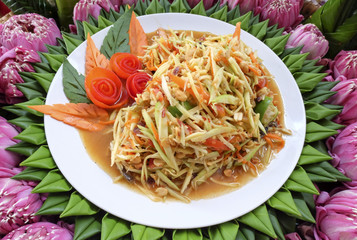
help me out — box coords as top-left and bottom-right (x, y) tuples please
(45, 13), (306, 229)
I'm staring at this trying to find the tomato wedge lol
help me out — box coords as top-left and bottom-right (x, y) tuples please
(110, 52), (142, 79)
(204, 138), (230, 151)
(85, 67), (128, 109)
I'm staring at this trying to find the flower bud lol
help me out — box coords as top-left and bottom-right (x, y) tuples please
(255, 0), (304, 31)
(314, 189), (357, 240)
(0, 116), (21, 168)
(326, 78), (357, 125)
(0, 167), (43, 235)
(331, 50), (357, 80)
(0, 46), (40, 104)
(2, 222), (74, 240)
(73, 0), (116, 23)
(286, 24), (329, 60)
(0, 13), (61, 53)
(327, 121), (357, 186)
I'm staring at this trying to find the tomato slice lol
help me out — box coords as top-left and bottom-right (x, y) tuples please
(204, 138), (230, 151)
(126, 72), (152, 99)
(85, 67), (129, 109)
(110, 52), (142, 79)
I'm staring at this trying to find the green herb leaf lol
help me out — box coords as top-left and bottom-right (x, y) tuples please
(60, 191), (100, 217)
(32, 169), (72, 193)
(11, 167), (48, 181)
(62, 59), (91, 103)
(208, 221), (239, 240)
(101, 214), (131, 240)
(173, 229), (202, 240)
(74, 215), (102, 240)
(100, 8), (133, 58)
(238, 204), (277, 238)
(20, 145), (56, 169)
(36, 193), (71, 215)
(131, 224), (165, 240)
(284, 166), (319, 195)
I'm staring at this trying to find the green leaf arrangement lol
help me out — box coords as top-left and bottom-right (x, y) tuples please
(304, 0), (357, 57)
(4, 1), (350, 239)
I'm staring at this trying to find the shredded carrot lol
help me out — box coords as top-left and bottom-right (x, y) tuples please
(248, 65), (262, 76)
(85, 33), (110, 75)
(29, 103), (112, 131)
(128, 12), (148, 56)
(264, 133), (285, 151)
(233, 22), (241, 41)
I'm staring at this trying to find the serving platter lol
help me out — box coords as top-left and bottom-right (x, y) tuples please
(44, 13), (306, 229)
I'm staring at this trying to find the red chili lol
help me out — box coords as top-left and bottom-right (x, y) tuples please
(110, 52), (142, 79)
(126, 72), (152, 99)
(85, 67), (128, 109)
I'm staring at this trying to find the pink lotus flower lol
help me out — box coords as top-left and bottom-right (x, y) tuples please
(0, 116), (21, 168)
(286, 23), (329, 60)
(0, 13), (61, 53)
(325, 78), (357, 125)
(73, 0), (117, 23)
(0, 167), (43, 235)
(326, 121), (357, 187)
(331, 50), (357, 80)
(2, 222), (74, 240)
(0, 46), (40, 105)
(220, 0), (258, 14)
(255, 0), (304, 31)
(315, 189), (357, 240)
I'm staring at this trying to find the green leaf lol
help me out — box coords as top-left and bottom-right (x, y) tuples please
(74, 215), (102, 240)
(98, 15), (114, 29)
(305, 122), (338, 143)
(170, 0), (188, 13)
(314, 80), (339, 91)
(298, 144), (332, 165)
(305, 161), (351, 182)
(173, 229), (202, 240)
(16, 82), (46, 100)
(20, 145), (56, 169)
(101, 8), (133, 59)
(208, 221), (239, 240)
(275, 211), (297, 234)
(83, 21), (101, 36)
(229, 11), (252, 31)
(294, 72), (328, 93)
(11, 167), (48, 181)
(5, 141), (38, 156)
(206, 1), (222, 16)
(62, 59), (91, 103)
(32, 73), (55, 92)
(8, 115), (43, 129)
(32, 169), (72, 193)
(62, 32), (84, 54)
(46, 44), (68, 55)
(264, 24), (284, 40)
(134, 0), (150, 16)
(305, 102), (341, 121)
(60, 191), (100, 217)
(160, 0), (171, 12)
(317, 119), (345, 130)
(190, 0), (207, 16)
(101, 213), (131, 240)
(264, 34), (289, 56)
(14, 124), (46, 145)
(42, 53), (67, 72)
(267, 188), (300, 216)
(32, 62), (54, 75)
(292, 193), (316, 223)
(236, 225), (255, 240)
(284, 166), (319, 195)
(238, 204), (277, 238)
(248, 20), (269, 40)
(282, 53), (308, 74)
(267, 208), (285, 240)
(14, 97), (46, 117)
(303, 89), (336, 104)
(210, 5), (228, 22)
(227, 5), (240, 22)
(131, 224), (165, 240)
(36, 193), (71, 215)
(145, 0), (165, 15)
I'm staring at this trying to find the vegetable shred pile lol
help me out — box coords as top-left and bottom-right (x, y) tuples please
(110, 28), (290, 202)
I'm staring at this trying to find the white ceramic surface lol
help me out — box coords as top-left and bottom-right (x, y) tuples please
(45, 13), (306, 229)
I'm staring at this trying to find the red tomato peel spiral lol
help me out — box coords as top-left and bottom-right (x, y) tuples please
(126, 72), (152, 99)
(85, 67), (128, 109)
(110, 52), (142, 79)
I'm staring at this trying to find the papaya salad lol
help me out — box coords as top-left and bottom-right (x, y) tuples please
(110, 27), (291, 202)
